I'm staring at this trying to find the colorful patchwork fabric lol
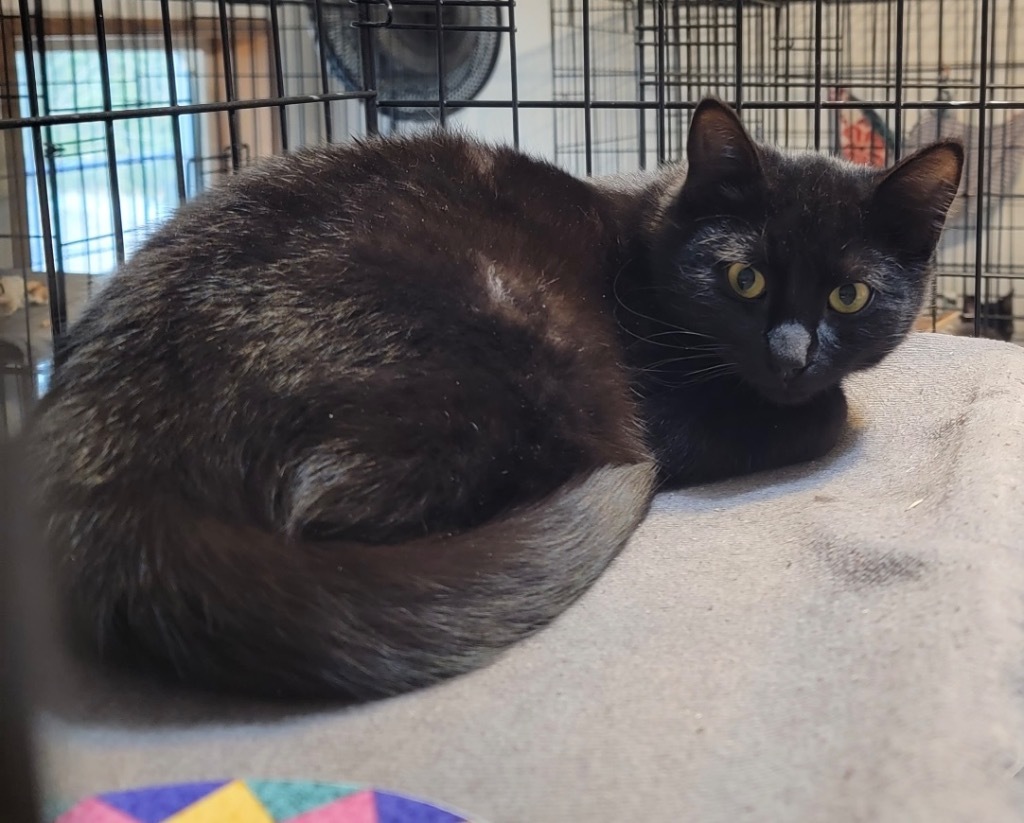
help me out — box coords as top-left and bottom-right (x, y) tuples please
(53, 780), (477, 823)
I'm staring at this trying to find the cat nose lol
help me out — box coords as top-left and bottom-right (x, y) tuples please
(767, 322), (813, 381)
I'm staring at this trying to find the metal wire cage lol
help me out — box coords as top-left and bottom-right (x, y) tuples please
(551, 0), (1023, 344)
(1, 0), (1022, 439)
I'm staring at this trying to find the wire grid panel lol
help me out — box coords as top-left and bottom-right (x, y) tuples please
(0, 0), (1022, 438)
(0, 0), (377, 378)
(551, 0), (1023, 340)
(0, 0), (519, 433)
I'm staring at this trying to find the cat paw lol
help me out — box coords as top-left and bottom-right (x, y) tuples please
(800, 384), (848, 460)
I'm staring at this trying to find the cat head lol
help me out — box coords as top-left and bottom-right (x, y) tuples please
(651, 98), (964, 404)
(962, 291), (1015, 341)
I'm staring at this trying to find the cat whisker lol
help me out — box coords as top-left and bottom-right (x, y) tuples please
(644, 329), (710, 339)
(614, 298), (714, 339)
(610, 266), (708, 337)
(640, 360), (738, 390)
(617, 324), (667, 349)
(626, 334), (725, 354)
(684, 361), (737, 378)
(611, 269), (719, 343)
(638, 330), (719, 348)
(671, 369), (737, 388)
(641, 353), (728, 371)
(643, 330), (722, 346)
(647, 372), (737, 391)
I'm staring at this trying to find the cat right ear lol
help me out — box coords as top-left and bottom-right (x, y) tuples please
(868, 140), (964, 262)
(680, 98), (763, 205)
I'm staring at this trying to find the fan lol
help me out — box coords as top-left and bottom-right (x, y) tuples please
(313, 1), (503, 122)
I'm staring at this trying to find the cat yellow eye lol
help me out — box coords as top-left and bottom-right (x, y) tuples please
(727, 262), (766, 299)
(828, 282), (872, 314)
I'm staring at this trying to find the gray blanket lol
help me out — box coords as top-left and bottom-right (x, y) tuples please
(37, 333), (1024, 822)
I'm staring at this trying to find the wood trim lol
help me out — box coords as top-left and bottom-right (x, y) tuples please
(1, 14), (224, 41)
(913, 309), (962, 333)
(0, 11), (281, 274)
(0, 14), (32, 270)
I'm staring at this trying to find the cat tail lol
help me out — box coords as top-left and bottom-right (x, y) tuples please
(64, 462), (656, 701)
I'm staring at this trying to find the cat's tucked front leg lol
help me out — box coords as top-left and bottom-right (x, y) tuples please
(645, 382), (848, 488)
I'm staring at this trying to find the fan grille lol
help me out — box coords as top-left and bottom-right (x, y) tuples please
(316, 3), (503, 122)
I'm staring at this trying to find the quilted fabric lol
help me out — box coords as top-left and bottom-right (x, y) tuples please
(53, 781), (472, 823)
(39, 334), (1024, 822)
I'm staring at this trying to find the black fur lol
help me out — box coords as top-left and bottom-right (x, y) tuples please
(961, 292), (1015, 341)
(26, 99), (963, 700)
(610, 103), (962, 481)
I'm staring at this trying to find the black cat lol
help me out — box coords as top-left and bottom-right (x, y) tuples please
(26, 100), (963, 700)
(961, 292), (1015, 341)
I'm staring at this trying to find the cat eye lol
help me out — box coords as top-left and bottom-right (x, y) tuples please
(727, 262), (766, 299)
(828, 282), (872, 314)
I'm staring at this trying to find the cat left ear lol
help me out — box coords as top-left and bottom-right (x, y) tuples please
(868, 140), (964, 261)
(680, 98), (763, 206)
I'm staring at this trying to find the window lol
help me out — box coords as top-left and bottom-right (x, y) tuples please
(17, 39), (201, 275)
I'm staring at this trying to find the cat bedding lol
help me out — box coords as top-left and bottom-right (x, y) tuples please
(37, 333), (1024, 822)
(22, 98), (1024, 821)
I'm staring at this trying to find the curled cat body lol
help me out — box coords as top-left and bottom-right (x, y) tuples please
(26, 100), (963, 700)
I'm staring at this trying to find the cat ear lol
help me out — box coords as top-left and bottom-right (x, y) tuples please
(681, 98), (762, 204)
(868, 140), (964, 261)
